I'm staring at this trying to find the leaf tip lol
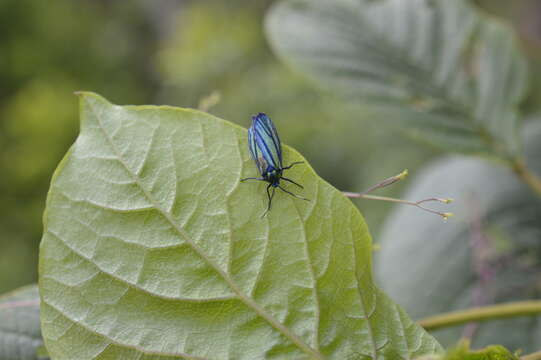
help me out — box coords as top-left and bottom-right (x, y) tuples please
(73, 91), (109, 104)
(73, 90), (93, 98)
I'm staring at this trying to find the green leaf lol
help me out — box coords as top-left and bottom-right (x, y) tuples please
(0, 284), (47, 360)
(415, 340), (519, 360)
(442, 343), (518, 360)
(39, 92), (441, 359)
(265, 0), (528, 157)
(376, 122), (541, 352)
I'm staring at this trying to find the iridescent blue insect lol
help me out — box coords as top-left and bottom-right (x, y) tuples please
(241, 113), (309, 217)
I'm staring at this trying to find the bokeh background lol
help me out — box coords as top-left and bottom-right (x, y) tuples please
(1, 0), (540, 352)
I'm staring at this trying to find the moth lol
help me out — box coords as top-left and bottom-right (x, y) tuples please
(241, 113), (309, 217)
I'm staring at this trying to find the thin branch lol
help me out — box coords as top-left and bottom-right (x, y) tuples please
(197, 91), (221, 112)
(418, 300), (541, 331)
(522, 350), (541, 360)
(512, 159), (541, 197)
(347, 194), (454, 220)
(359, 169), (409, 195)
(343, 169), (453, 219)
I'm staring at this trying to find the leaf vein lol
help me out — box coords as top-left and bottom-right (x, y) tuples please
(349, 207), (378, 360)
(42, 299), (209, 360)
(292, 181), (321, 351)
(46, 229), (237, 303)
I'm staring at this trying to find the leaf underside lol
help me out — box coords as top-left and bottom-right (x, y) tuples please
(266, 0), (528, 157)
(0, 285), (44, 360)
(39, 93), (441, 359)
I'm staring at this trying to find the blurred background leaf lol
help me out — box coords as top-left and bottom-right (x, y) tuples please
(265, 0), (528, 158)
(0, 285), (44, 360)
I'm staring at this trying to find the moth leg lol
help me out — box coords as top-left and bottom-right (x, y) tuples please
(261, 184), (275, 218)
(282, 161), (304, 170)
(278, 185), (310, 201)
(281, 177), (304, 189)
(241, 177), (265, 182)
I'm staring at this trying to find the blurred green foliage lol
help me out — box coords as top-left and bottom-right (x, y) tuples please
(0, 0), (159, 293)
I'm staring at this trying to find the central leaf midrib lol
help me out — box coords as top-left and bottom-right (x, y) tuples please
(88, 100), (324, 360)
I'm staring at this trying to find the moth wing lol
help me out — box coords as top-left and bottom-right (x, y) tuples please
(253, 114), (283, 170)
(248, 125), (266, 175)
(265, 117), (282, 163)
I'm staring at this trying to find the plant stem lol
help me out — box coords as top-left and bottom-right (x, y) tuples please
(418, 300), (541, 331)
(197, 90), (221, 112)
(359, 169), (408, 194)
(522, 350), (541, 360)
(343, 169), (453, 219)
(345, 193), (453, 219)
(512, 159), (541, 197)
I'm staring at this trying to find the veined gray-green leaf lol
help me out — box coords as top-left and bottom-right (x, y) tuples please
(266, 0), (528, 157)
(39, 93), (441, 359)
(0, 284), (46, 360)
(376, 122), (541, 352)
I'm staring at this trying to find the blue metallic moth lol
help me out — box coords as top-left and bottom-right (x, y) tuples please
(241, 113), (309, 217)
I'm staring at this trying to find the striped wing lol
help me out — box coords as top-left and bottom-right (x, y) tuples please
(247, 125), (267, 176)
(250, 113), (283, 174)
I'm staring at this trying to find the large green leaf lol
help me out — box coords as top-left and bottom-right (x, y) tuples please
(0, 284), (46, 360)
(440, 342), (518, 360)
(415, 341), (519, 360)
(376, 122), (541, 352)
(39, 93), (442, 359)
(266, 0), (528, 157)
